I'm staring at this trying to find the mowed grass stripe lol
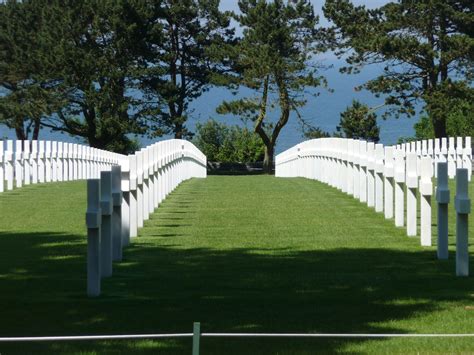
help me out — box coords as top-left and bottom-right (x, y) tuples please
(0, 176), (473, 354)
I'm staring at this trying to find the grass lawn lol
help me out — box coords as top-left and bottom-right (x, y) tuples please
(0, 175), (473, 354)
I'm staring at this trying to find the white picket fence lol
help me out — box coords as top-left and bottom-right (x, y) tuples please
(0, 138), (207, 296)
(85, 139), (207, 296)
(275, 137), (472, 274)
(0, 140), (123, 191)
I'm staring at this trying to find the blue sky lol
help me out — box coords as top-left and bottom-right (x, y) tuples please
(220, 0), (391, 27)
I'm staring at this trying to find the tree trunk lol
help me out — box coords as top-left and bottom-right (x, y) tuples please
(432, 116), (447, 138)
(15, 126), (26, 140)
(32, 119), (41, 140)
(263, 144), (274, 175)
(174, 122), (183, 139)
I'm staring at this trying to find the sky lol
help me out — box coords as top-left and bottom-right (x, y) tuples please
(219, 0), (392, 26)
(1, 0), (417, 152)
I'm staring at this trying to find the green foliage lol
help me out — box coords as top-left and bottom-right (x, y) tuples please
(193, 119), (265, 163)
(413, 116), (435, 140)
(324, 0), (474, 137)
(139, 0), (234, 139)
(218, 0), (329, 172)
(337, 100), (380, 142)
(0, 0), (62, 140)
(304, 127), (331, 139)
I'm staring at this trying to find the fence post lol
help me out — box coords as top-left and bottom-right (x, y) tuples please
(45, 141), (52, 182)
(86, 179), (102, 297)
(346, 139), (354, 195)
(15, 140), (23, 188)
(463, 137), (472, 182)
(51, 141), (58, 182)
(420, 156), (433, 246)
(121, 158), (131, 247)
(100, 170), (113, 278)
(375, 143), (384, 213)
(394, 148), (405, 227)
(31, 140), (38, 184)
(5, 140), (14, 190)
(406, 153), (418, 237)
(112, 166), (123, 262)
(359, 141), (368, 203)
(455, 168), (470, 277)
(456, 137), (463, 170)
(24, 140), (31, 185)
(436, 162), (449, 259)
(192, 322), (201, 355)
(353, 140), (360, 199)
(129, 155), (138, 238)
(366, 142), (375, 208)
(0, 141), (4, 193)
(448, 137), (456, 179)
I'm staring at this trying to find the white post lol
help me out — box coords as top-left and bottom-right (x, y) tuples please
(38, 141), (45, 183)
(100, 170), (113, 278)
(346, 139), (354, 195)
(15, 140), (23, 188)
(353, 140), (360, 199)
(463, 136), (472, 182)
(434, 138), (440, 178)
(406, 153), (418, 237)
(384, 146), (395, 219)
(136, 150), (144, 229)
(366, 142), (375, 208)
(455, 168), (470, 277)
(73, 144), (79, 180)
(436, 162), (449, 260)
(141, 148), (150, 222)
(154, 144), (160, 209)
(0, 141), (4, 192)
(23, 141), (31, 185)
(57, 142), (63, 182)
(456, 137), (463, 170)
(121, 157), (131, 246)
(63, 143), (69, 181)
(375, 143), (384, 213)
(86, 179), (101, 297)
(31, 140), (38, 184)
(359, 141), (367, 203)
(45, 141), (52, 182)
(51, 141), (58, 182)
(5, 140), (13, 190)
(448, 137), (456, 179)
(420, 156), (433, 246)
(68, 143), (74, 181)
(129, 154), (138, 238)
(111, 165), (122, 262)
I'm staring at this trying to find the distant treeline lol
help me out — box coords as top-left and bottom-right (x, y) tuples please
(0, 1), (472, 172)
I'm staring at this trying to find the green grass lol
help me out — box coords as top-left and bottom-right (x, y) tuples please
(0, 176), (473, 354)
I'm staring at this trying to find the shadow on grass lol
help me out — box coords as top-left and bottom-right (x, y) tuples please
(0, 229), (472, 354)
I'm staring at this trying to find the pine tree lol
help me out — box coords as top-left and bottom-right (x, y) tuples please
(324, 0), (474, 137)
(217, 0), (328, 173)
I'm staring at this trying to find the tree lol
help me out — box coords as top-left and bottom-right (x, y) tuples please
(336, 100), (380, 142)
(324, 0), (474, 138)
(139, 0), (234, 140)
(217, 0), (328, 174)
(36, 0), (153, 153)
(0, 0), (61, 140)
(193, 119), (265, 163)
(304, 127), (331, 139)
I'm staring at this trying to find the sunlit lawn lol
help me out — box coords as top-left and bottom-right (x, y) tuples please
(0, 175), (473, 354)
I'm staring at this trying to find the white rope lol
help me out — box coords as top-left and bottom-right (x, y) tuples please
(202, 333), (474, 338)
(0, 333), (193, 342)
(2, 332), (474, 342)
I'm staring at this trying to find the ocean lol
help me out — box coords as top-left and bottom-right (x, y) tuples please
(0, 59), (419, 154)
